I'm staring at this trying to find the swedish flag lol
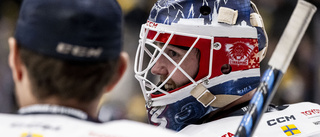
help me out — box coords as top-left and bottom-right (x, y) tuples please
(21, 133), (43, 137)
(281, 124), (301, 136)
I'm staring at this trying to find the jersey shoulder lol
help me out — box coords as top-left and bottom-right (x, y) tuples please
(0, 113), (188, 137)
(179, 102), (320, 137)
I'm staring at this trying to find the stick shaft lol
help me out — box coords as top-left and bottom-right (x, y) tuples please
(268, 0), (317, 72)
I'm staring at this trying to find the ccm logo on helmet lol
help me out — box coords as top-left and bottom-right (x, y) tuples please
(56, 42), (103, 58)
(267, 115), (296, 126)
(146, 21), (158, 28)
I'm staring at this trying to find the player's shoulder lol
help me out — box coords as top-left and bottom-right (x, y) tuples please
(0, 113), (189, 137)
(179, 102), (320, 137)
(0, 113), (98, 136)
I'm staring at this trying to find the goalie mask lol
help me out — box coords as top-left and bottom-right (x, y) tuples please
(134, 0), (268, 131)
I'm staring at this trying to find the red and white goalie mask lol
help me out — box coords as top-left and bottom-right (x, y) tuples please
(134, 0), (268, 131)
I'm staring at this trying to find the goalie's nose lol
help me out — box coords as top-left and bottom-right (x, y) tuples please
(151, 55), (169, 76)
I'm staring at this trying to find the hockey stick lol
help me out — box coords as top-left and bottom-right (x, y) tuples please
(234, 0), (317, 137)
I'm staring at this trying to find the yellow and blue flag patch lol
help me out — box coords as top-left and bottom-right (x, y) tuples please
(281, 124), (301, 136)
(21, 132), (43, 137)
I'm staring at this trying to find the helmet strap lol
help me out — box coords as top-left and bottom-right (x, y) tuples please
(190, 83), (242, 108)
(194, 88), (257, 124)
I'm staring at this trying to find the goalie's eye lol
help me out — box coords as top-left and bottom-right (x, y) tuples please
(168, 50), (178, 58)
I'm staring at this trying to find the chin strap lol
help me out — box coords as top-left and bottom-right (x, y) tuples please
(193, 87), (258, 124)
(190, 84), (242, 108)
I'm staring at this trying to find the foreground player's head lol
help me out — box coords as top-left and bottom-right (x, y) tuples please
(134, 0), (268, 131)
(8, 0), (127, 115)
